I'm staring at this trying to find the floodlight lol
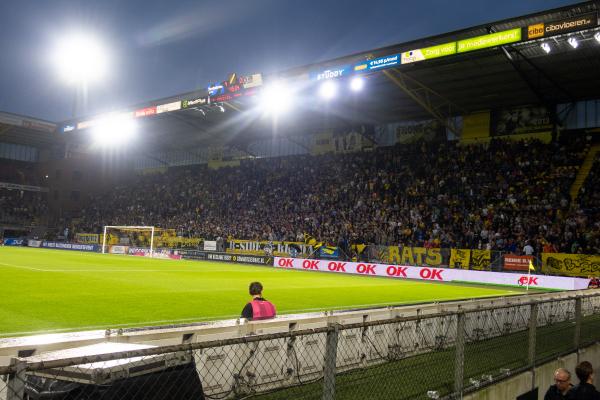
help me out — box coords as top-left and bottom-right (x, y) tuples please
(568, 37), (579, 49)
(91, 114), (137, 147)
(350, 76), (365, 92)
(260, 82), (293, 115)
(52, 33), (109, 85)
(594, 32), (600, 43)
(540, 43), (551, 54)
(319, 80), (337, 100)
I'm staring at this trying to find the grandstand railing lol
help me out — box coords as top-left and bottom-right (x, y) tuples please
(2, 292), (600, 399)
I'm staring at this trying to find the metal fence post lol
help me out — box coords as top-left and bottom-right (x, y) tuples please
(322, 324), (339, 400)
(528, 303), (538, 369)
(6, 358), (26, 400)
(454, 312), (465, 396)
(574, 297), (582, 350)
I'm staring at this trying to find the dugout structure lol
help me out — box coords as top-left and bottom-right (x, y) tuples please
(101, 226), (155, 256)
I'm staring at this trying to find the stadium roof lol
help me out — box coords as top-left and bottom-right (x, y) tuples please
(0, 111), (59, 148)
(2, 1), (599, 153)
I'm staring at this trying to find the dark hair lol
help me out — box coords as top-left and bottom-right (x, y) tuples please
(249, 282), (263, 296)
(575, 361), (594, 383)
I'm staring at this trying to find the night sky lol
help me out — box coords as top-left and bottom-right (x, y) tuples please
(0, 0), (579, 122)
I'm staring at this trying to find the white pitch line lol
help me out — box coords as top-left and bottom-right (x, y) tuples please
(0, 262), (201, 273)
(0, 262), (47, 272)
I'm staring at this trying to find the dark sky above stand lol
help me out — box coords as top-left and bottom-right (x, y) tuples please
(0, 0), (579, 122)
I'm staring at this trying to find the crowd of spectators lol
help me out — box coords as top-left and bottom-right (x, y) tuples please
(0, 189), (48, 226)
(0, 160), (48, 227)
(73, 137), (600, 255)
(579, 154), (600, 219)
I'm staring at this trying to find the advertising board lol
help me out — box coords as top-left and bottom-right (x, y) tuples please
(273, 257), (589, 291)
(457, 28), (521, 53)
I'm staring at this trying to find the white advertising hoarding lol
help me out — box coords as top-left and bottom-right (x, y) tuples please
(273, 258), (590, 291)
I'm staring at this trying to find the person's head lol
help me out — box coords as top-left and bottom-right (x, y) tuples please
(575, 361), (594, 384)
(249, 282), (263, 297)
(553, 368), (571, 393)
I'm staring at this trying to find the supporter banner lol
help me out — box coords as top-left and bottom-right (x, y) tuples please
(274, 257), (590, 291)
(457, 28), (521, 53)
(461, 111), (491, 142)
(449, 249), (471, 269)
(178, 249), (207, 261)
(527, 13), (597, 39)
(3, 238), (24, 246)
(227, 239), (314, 257)
(394, 120), (444, 144)
(401, 42), (456, 64)
(27, 240), (42, 248)
(490, 106), (552, 137)
(470, 249), (492, 271)
(208, 252), (273, 266)
(386, 247), (443, 267)
(333, 131), (373, 154)
(75, 233), (100, 244)
(41, 241), (99, 252)
(504, 254), (534, 272)
(204, 241), (217, 251)
(543, 253), (600, 277)
(154, 237), (201, 248)
(311, 132), (335, 155)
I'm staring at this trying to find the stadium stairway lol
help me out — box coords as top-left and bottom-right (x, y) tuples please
(569, 143), (600, 202)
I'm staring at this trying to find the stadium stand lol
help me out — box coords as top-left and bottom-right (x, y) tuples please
(0, 190), (48, 227)
(0, 160), (48, 228)
(0, 159), (42, 186)
(72, 136), (599, 255)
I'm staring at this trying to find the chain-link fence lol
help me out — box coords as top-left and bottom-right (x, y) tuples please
(2, 292), (600, 400)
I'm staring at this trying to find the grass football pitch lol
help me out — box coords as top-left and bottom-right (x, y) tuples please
(0, 247), (538, 337)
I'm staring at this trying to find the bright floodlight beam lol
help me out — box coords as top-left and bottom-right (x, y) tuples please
(319, 80), (337, 100)
(260, 82), (293, 115)
(92, 114), (137, 147)
(52, 33), (109, 85)
(350, 76), (365, 92)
